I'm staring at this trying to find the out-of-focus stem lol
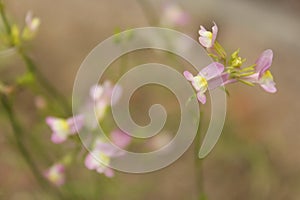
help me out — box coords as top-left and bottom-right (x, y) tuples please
(194, 111), (205, 199)
(18, 48), (72, 114)
(0, 94), (65, 199)
(0, 2), (71, 115)
(135, 0), (159, 26)
(0, 0), (11, 39)
(195, 136), (204, 196)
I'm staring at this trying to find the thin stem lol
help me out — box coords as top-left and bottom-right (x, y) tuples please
(0, 1), (71, 115)
(135, 0), (159, 26)
(18, 48), (72, 114)
(194, 111), (205, 199)
(195, 140), (205, 197)
(0, 0), (11, 37)
(0, 94), (65, 199)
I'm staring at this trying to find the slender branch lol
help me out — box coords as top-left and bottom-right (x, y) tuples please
(135, 0), (159, 26)
(18, 48), (72, 114)
(194, 111), (205, 199)
(0, 0), (11, 37)
(0, 3), (71, 115)
(0, 94), (65, 199)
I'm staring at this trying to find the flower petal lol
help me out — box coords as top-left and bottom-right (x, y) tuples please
(197, 92), (207, 104)
(111, 130), (131, 148)
(51, 132), (67, 144)
(111, 84), (122, 106)
(103, 167), (114, 178)
(90, 84), (104, 101)
(46, 117), (70, 135)
(199, 25), (207, 34)
(259, 71), (277, 93)
(255, 49), (273, 78)
(208, 73), (232, 89)
(260, 82), (277, 93)
(44, 163), (65, 186)
(199, 37), (212, 48)
(95, 142), (124, 157)
(200, 62), (224, 80)
(183, 71), (194, 81)
(211, 22), (218, 45)
(85, 153), (100, 170)
(67, 115), (84, 134)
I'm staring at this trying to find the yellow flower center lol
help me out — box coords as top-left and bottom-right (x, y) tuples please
(232, 57), (243, 67)
(53, 120), (70, 135)
(203, 31), (213, 39)
(97, 152), (110, 166)
(193, 75), (208, 93)
(262, 70), (273, 80)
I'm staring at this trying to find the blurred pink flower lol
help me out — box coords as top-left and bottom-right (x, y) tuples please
(85, 139), (123, 177)
(243, 49), (277, 93)
(46, 115), (84, 144)
(110, 129), (132, 148)
(85, 130), (131, 177)
(44, 163), (65, 186)
(25, 11), (40, 32)
(161, 2), (189, 27)
(90, 81), (122, 120)
(184, 62), (224, 104)
(198, 22), (218, 48)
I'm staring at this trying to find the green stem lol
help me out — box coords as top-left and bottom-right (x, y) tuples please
(194, 111), (205, 199)
(0, 0), (11, 39)
(135, 0), (159, 26)
(0, 94), (65, 199)
(18, 49), (72, 114)
(195, 139), (205, 198)
(0, 1), (71, 115)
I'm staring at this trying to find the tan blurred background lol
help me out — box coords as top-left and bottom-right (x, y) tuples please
(1, 0), (300, 199)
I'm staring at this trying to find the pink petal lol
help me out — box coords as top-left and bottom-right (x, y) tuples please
(104, 167), (114, 178)
(84, 153), (99, 170)
(111, 84), (122, 106)
(260, 82), (277, 93)
(95, 142), (124, 157)
(208, 73), (232, 89)
(96, 165), (105, 173)
(67, 114), (84, 134)
(55, 164), (65, 173)
(255, 49), (273, 78)
(199, 25), (207, 34)
(199, 37), (212, 48)
(200, 62), (224, 80)
(45, 117), (57, 128)
(90, 84), (104, 101)
(44, 163), (65, 186)
(51, 132), (67, 144)
(211, 22), (218, 45)
(197, 92), (207, 104)
(183, 71), (194, 81)
(111, 130), (132, 148)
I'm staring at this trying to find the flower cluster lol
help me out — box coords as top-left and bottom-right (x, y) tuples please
(184, 23), (277, 104)
(44, 163), (65, 186)
(85, 130), (131, 177)
(44, 81), (130, 185)
(5, 11), (40, 46)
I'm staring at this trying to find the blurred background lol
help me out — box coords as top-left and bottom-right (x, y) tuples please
(0, 0), (300, 199)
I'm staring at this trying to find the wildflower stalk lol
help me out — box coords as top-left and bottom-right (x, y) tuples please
(0, 1), (11, 41)
(0, 94), (65, 199)
(18, 48), (72, 114)
(136, 0), (159, 26)
(0, 1), (71, 115)
(194, 111), (205, 199)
